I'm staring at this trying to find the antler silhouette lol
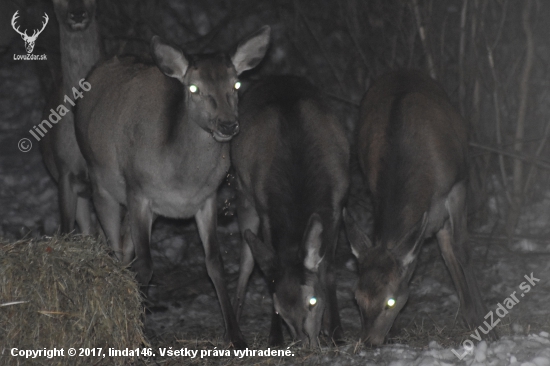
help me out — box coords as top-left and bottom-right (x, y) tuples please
(11, 11), (28, 38)
(31, 13), (49, 40)
(11, 11), (49, 41)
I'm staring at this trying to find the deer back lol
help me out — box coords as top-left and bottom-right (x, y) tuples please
(232, 75), (349, 346)
(345, 70), (469, 345)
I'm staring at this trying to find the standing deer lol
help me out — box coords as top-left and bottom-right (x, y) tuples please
(75, 26), (271, 349)
(231, 76), (349, 348)
(40, 0), (103, 234)
(344, 70), (496, 345)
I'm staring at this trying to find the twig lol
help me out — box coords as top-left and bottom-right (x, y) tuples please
(484, 34), (512, 204)
(407, 15), (418, 69)
(522, 118), (550, 197)
(512, 0), (535, 198)
(162, 2), (201, 38)
(326, 92), (360, 107)
(506, 0), (535, 240)
(343, 1), (370, 70)
(297, 6), (346, 93)
(186, 1), (259, 52)
(0, 300), (29, 307)
(390, 5), (405, 68)
(469, 141), (550, 170)
(490, 0), (509, 51)
(458, 0), (468, 116)
(439, 13), (448, 79)
(411, 0), (436, 79)
(471, 232), (550, 244)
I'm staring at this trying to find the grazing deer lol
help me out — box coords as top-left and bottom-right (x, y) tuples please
(231, 76), (349, 348)
(75, 26), (271, 349)
(344, 70), (496, 345)
(40, 0), (103, 234)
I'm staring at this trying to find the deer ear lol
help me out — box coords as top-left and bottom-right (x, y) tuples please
(303, 213), (324, 272)
(231, 25), (271, 75)
(150, 36), (189, 83)
(343, 208), (372, 260)
(393, 212), (429, 268)
(244, 229), (276, 278)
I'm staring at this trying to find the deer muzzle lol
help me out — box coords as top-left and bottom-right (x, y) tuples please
(68, 9), (90, 30)
(213, 120), (239, 142)
(359, 311), (396, 346)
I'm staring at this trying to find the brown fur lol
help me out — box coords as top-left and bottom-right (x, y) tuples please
(39, 0), (103, 234)
(232, 75), (350, 347)
(346, 70), (496, 345)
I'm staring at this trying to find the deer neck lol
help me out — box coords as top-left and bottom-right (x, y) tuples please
(59, 19), (102, 95)
(163, 103), (230, 171)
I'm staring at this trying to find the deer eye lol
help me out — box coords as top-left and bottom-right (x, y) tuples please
(308, 297), (317, 309)
(385, 298), (396, 309)
(189, 84), (198, 93)
(234, 81), (241, 90)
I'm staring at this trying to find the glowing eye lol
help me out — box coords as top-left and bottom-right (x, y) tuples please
(234, 81), (241, 90)
(386, 298), (396, 308)
(309, 297), (317, 306)
(189, 84), (198, 93)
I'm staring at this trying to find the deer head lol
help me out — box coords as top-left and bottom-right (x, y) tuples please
(11, 11), (49, 53)
(344, 209), (428, 345)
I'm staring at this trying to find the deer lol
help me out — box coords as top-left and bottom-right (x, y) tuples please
(231, 75), (350, 348)
(11, 10), (49, 54)
(75, 26), (271, 349)
(344, 70), (497, 345)
(39, 0), (103, 235)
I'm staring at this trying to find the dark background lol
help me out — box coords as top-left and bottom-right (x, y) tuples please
(3, 0), (549, 242)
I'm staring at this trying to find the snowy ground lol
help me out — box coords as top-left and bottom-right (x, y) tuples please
(1, 48), (550, 365)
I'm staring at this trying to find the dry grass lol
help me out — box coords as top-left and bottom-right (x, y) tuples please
(0, 235), (147, 366)
(2, 234), (546, 365)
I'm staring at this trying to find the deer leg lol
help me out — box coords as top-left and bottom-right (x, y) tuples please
(269, 309), (284, 347)
(59, 173), (77, 233)
(323, 259), (344, 343)
(121, 212), (135, 266)
(322, 217), (344, 343)
(196, 194), (246, 349)
(436, 182), (497, 340)
(92, 185), (122, 260)
(92, 213), (107, 244)
(127, 196), (154, 287)
(75, 196), (93, 235)
(234, 192), (260, 322)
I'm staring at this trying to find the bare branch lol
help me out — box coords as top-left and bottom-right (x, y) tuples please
(298, 10), (346, 93)
(469, 142), (550, 171)
(512, 0), (535, 197)
(458, 0), (468, 116)
(485, 43), (513, 205)
(523, 119), (550, 197)
(343, 0), (369, 70)
(411, 0), (436, 79)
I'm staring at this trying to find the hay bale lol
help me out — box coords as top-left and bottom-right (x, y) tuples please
(0, 235), (147, 366)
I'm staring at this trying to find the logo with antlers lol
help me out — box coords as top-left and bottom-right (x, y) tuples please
(11, 11), (49, 54)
